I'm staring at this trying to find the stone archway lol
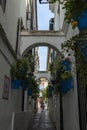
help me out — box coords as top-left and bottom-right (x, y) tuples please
(20, 30), (65, 55)
(34, 71), (51, 82)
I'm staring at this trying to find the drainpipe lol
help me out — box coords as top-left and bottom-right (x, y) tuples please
(60, 92), (64, 130)
(21, 88), (25, 111)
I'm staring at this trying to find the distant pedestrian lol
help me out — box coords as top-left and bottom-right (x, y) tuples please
(40, 101), (45, 110)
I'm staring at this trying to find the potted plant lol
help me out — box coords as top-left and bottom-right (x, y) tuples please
(49, 57), (62, 81)
(61, 71), (72, 80)
(61, 32), (87, 90)
(45, 86), (53, 98)
(10, 58), (29, 89)
(51, 0), (87, 31)
(10, 53), (36, 89)
(53, 83), (60, 95)
(59, 57), (74, 93)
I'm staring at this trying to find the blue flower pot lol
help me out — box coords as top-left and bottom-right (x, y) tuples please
(60, 78), (73, 94)
(76, 10), (87, 31)
(20, 80), (27, 90)
(27, 89), (32, 96)
(62, 60), (71, 71)
(12, 79), (20, 89)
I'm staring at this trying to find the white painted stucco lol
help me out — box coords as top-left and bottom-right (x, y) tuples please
(49, 2), (80, 130)
(0, 38), (22, 130)
(0, 0), (28, 50)
(20, 30), (66, 55)
(0, 1), (29, 130)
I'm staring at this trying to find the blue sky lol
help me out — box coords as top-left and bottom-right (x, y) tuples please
(38, 47), (48, 71)
(37, 1), (54, 71)
(37, 0), (54, 30)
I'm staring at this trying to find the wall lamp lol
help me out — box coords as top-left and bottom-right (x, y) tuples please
(39, 0), (53, 4)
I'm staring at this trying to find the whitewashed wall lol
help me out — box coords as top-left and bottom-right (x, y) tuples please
(0, 1), (27, 129)
(12, 111), (32, 130)
(55, 95), (60, 130)
(20, 0), (27, 29)
(0, 38), (22, 130)
(49, 1), (80, 130)
(0, 0), (27, 50)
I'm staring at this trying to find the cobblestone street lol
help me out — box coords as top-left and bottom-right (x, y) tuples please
(31, 109), (55, 130)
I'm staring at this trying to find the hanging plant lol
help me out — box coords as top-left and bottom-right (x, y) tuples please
(27, 54), (35, 72)
(51, 0), (87, 30)
(27, 74), (39, 98)
(10, 52), (36, 89)
(10, 58), (29, 80)
(49, 57), (62, 81)
(61, 71), (72, 80)
(61, 31), (87, 89)
(45, 85), (53, 98)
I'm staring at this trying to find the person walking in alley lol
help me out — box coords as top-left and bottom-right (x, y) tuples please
(40, 100), (45, 110)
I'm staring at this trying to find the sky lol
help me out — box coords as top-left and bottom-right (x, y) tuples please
(38, 47), (48, 71)
(37, 0), (54, 30)
(37, 0), (54, 71)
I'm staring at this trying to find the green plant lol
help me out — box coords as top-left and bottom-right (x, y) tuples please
(27, 74), (39, 97)
(10, 53), (36, 79)
(61, 71), (72, 79)
(49, 57), (62, 80)
(42, 87), (48, 100)
(27, 54), (35, 72)
(53, 83), (60, 95)
(45, 86), (52, 98)
(10, 58), (29, 79)
(51, 0), (87, 23)
(61, 31), (87, 88)
(61, 34), (79, 55)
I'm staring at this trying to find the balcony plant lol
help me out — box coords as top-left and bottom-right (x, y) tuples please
(51, 0), (87, 31)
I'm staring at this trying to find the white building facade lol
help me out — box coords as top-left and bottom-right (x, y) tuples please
(0, 0), (38, 130)
(0, 0), (82, 130)
(49, 1), (80, 130)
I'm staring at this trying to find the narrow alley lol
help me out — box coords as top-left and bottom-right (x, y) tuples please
(31, 109), (55, 130)
(0, 0), (87, 130)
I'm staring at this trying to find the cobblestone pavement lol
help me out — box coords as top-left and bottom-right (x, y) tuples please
(31, 109), (55, 130)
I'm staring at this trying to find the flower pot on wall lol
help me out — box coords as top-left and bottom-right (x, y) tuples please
(76, 10), (87, 31)
(27, 89), (32, 96)
(60, 78), (73, 94)
(20, 80), (27, 90)
(11, 79), (28, 90)
(11, 79), (20, 89)
(62, 59), (71, 71)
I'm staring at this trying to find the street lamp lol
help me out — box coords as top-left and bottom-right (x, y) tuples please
(39, 0), (53, 4)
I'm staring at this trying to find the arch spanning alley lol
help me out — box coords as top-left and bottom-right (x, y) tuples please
(20, 30), (66, 81)
(22, 42), (59, 56)
(20, 30), (66, 55)
(34, 71), (51, 82)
